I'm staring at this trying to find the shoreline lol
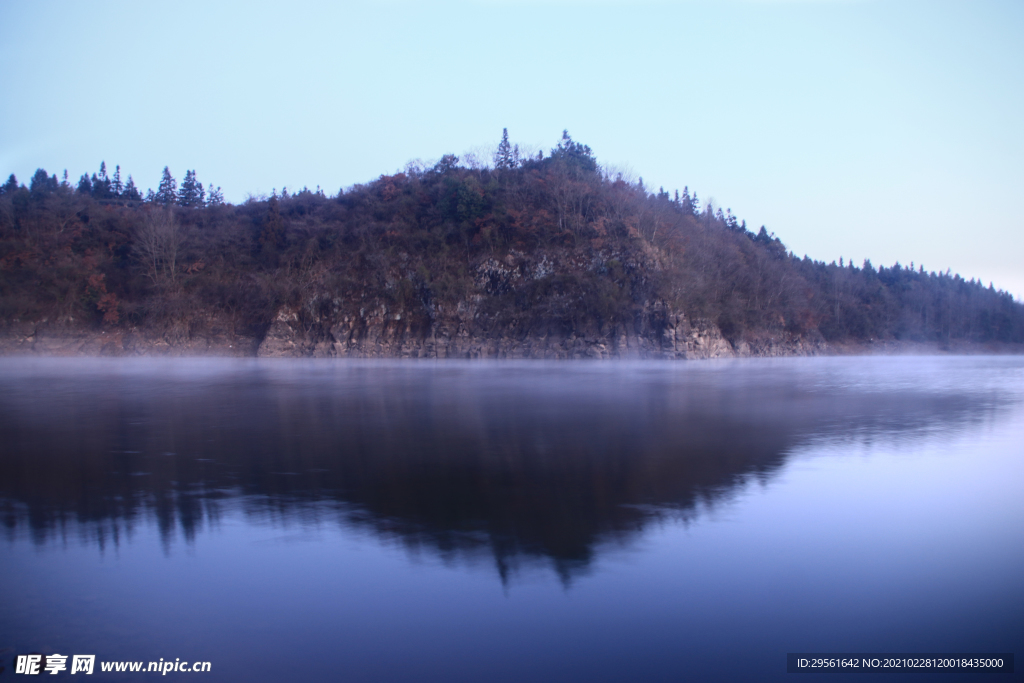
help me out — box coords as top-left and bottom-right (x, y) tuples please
(2, 325), (1021, 360)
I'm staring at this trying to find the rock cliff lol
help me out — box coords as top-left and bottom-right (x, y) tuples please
(254, 301), (824, 360)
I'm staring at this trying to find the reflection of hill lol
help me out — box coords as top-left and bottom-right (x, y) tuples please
(0, 360), (1008, 581)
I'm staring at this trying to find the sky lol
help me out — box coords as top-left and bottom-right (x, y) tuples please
(1, 0), (1022, 298)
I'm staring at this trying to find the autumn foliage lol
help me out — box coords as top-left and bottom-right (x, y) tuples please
(1, 133), (1022, 349)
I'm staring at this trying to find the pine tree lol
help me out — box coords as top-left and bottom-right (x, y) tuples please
(155, 167), (177, 205)
(30, 169), (59, 194)
(112, 165), (123, 197)
(550, 130), (596, 172)
(178, 169), (205, 207)
(123, 175), (142, 201)
(207, 185), (224, 206)
(77, 174), (92, 195)
(494, 128), (514, 170)
(725, 209), (739, 230)
(92, 162), (113, 199)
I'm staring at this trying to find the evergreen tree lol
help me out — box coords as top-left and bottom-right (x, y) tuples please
(681, 187), (693, 214)
(123, 175), (142, 201)
(30, 169), (59, 195)
(725, 209), (739, 230)
(178, 169), (205, 207)
(1, 174), (17, 194)
(494, 128), (514, 170)
(112, 165), (123, 197)
(550, 130), (597, 172)
(77, 174), (92, 195)
(92, 162), (113, 199)
(155, 167), (177, 205)
(207, 185), (224, 206)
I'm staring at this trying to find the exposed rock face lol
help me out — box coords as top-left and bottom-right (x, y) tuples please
(0, 246), (829, 359)
(254, 300), (823, 360)
(0, 296), (825, 360)
(244, 248), (826, 359)
(258, 307), (313, 358)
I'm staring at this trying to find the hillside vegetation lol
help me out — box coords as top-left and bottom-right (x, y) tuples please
(2, 132), (1022, 357)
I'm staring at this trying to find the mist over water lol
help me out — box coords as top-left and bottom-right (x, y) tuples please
(2, 357), (1022, 681)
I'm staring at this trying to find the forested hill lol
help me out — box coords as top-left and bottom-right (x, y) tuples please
(2, 132), (1022, 358)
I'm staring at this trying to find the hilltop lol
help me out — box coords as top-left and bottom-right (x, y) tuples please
(2, 132), (1022, 358)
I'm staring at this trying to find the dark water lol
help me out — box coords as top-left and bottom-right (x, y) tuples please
(1, 356), (1021, 682)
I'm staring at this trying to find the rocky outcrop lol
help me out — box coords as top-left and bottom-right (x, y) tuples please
(6, 312), (1007, 359)
(0, 252), (821, 360)
(245, 248), (826, 359)
(253, 300), (823, 360)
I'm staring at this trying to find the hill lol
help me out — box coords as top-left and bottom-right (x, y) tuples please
(2, 132), (1022, 358)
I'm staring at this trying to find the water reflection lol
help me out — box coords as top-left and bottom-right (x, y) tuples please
(0, 357), (1014, 582)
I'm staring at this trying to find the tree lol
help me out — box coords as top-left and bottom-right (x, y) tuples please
(155, 167), (177, 205)
(30, 169), (58, 195)
(550, 130), (597, 173)
(112, 165), (123, 197)
(1, 174), (17, 194)
(134, 208), (184, 285)
(433, 154), (460, 174)
(77, 174), (92, 195)
(259, 197), (286, 265)
(548, 131), (598, 234)
(123, 175), (142, 201)
(494, 128), (514, 170)
(207, 185), (224, 206)
(178, 169), (205, 207)
(92, 162), (113, 199)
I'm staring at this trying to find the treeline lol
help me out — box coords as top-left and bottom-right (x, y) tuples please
(1, 130), (1022, 348)
(5, 162), (224, 207)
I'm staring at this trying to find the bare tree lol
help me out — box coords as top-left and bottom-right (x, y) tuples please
(134, 208), (184, 286)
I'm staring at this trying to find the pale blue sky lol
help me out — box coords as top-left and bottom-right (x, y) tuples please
(2, 0), (1021, 298)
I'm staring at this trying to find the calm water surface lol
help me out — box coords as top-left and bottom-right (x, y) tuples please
(1, 356), (1022, 681)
